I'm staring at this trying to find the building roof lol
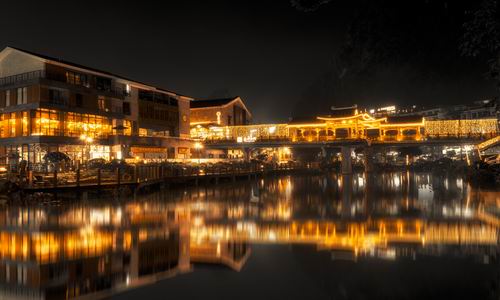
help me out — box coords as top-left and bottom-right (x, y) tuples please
(190, 97), (239, 108)
(190, 96), (252, 118)
(3, 46), (192, 99)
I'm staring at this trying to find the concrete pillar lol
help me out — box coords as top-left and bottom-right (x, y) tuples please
(341, 146), (352, 175)
(363, 147), (374, 173)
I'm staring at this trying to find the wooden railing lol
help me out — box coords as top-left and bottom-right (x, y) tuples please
(19, 162), (309, 190)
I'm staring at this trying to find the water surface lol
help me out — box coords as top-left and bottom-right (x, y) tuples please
(0, 172), (498, 299)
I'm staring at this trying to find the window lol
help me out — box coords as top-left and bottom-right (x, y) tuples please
(98, 96), (106, 111)
(96, 76), (112, 91)
(48, 89), (65, 105)
(29, 109), (112, 138)
(138, 89), (154, 101)
(139, 128), (148, 136)
(22, 111), (28, 136)
(123, 102), (131, 115)
(66, 71), (89, 87)
(17, 87), (27, 105)
(17, 265), (27, 285)
(5, 90), (10, 106)
(75, 93), (83, 107)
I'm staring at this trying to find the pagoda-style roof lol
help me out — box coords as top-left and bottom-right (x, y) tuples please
(318, 112), (387, 124)
(285, 111), (425, 131)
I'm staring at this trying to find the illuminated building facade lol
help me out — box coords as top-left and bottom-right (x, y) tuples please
(196, 108), (498, 144)
(0, 47), (194, 165)
(190, 96), (253, 159)
(190, 97), (252, 139)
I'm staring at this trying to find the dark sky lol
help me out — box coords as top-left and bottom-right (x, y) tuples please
(0, 0), (497, 122)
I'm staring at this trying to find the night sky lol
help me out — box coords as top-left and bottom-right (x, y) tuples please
(0, 0), (497, 122)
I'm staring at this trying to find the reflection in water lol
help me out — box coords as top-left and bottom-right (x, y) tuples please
(0, 172), (498, 299)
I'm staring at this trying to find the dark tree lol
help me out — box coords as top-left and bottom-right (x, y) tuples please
(461, 0), (500, 88)
(290, 0), (333, 12)
(291, 1), (497, 117)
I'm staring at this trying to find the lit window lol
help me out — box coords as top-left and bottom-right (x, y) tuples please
(139, 128), (148, 136)
(98, 97), (106, 111)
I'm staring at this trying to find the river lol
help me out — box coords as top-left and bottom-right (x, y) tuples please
(0, 171), (498, 299)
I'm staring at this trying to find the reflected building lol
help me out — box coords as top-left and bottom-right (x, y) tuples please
(0, 171), (498, 299)
(0, 204), (249, 300)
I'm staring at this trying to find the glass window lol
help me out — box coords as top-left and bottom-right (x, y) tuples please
(23, 87), (27, 104)
(5, 90), (10, 106)
(66, 71), (89, 87)
(123, 102), (131, 115)
(17, 87), (27, 105)
(22, 111), (28, 136)
(75, 93), (83, 107)
(48, 89), (65, 105)
(98, 97), (106, 111)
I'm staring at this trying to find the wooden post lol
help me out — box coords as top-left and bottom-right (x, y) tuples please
(134, 165), (138, 182)
(97, 168), (101, 188)
(76, 168), (80, 187)
(53, 168), (58, 188)
(27, 170), (33, 186)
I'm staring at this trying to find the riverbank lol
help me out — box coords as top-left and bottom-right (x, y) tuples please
(1, 162), (325, 204)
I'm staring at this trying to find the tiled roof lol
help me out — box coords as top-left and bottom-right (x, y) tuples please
(5, 46), (189, 98)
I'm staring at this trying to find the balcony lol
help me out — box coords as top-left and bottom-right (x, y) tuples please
(0, 70), (129, 98)
(0, 70), (44, 87)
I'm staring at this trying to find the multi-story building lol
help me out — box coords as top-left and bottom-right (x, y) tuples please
(0, 47), (194, 165)
(190, 96), (251, 127)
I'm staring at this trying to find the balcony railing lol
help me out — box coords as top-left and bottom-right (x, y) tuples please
(0, 70), (129, 98)
(0, 70), (45, 87)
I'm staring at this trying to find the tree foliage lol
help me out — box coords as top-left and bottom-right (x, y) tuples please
(461, 0), (500, 87)
(290, 1), (498, 117)
(290, 0), (333, 12)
